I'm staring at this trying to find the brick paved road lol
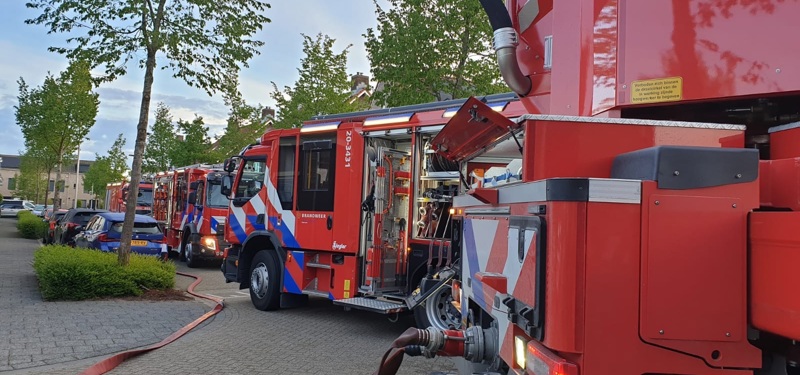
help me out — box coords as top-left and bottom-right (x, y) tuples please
(0, 216), (452, 375)
(22, 258), (458, 375)
(0, 217), (208, 373)
(105, 262), (457, 375)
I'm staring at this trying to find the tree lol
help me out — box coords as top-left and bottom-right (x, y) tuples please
(143, 102), (178, 173)
(16, 150), (52, 203)
(364, 0), (507, 107)
(83, 134), (129, 203)
(270, 33), (369, 129)
(170, 115), (213, 167)
(26, 0), (271, 265)
(82, 157), (111, 203)
(15, 59), (99, 212)
(19, 145), (59, 205)
(211, 95), (270, 162)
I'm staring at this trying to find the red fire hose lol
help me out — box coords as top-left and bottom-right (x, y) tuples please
(79, 272), (224, 375)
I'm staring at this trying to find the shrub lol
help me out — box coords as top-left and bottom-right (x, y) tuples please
(33, 245), (176, 301)
(17, 211), (47, 239)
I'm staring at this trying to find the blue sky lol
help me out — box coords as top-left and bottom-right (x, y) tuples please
(0, 1), (387, 163)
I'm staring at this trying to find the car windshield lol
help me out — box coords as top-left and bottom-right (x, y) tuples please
(206, 181), (229, 208)
(34, 205), (45, 210)
(109, 221), (162, 234)
(137, 189), (153, 206)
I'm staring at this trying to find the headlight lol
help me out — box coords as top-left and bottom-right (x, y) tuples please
(202, 237), (217, 250)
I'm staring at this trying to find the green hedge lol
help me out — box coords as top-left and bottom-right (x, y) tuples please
(33, 245), (176, 301)
(17, 210), (47, 239)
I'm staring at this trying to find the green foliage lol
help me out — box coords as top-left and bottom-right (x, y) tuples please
(25, 0), (272, 93)
(143, 102), (178, 173)
(16, 147), (57, 203)
(15, 59), (100, 211)
(169, 115), (213, 166)
(83, 134), (128, 200)
(32, 245), (176, 301)
(17, 211), (47, 239)
(25, 0), (271, 266)
(211, 94), (269, 162)
(364, 0), (507, 107)
(270, 33), (369, 129)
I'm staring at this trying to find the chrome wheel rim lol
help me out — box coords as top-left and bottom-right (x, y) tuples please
(250, 263), (269, 299)
(425, 285), (461, 330)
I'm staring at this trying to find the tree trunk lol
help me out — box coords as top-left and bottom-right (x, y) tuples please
(53, 156), (63, 212)
(118, 47), (157, 266)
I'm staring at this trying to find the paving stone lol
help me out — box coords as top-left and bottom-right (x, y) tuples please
(0, 218), (457, 375)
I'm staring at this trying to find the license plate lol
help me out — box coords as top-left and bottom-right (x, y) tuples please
(131, 240), (148, 246)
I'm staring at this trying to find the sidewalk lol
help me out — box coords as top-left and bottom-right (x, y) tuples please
(0, 218), (209, 373)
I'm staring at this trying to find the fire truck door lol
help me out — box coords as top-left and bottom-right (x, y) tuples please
(293, 134), (336, 251)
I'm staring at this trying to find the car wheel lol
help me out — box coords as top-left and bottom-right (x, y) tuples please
(249, 250), (280, 311)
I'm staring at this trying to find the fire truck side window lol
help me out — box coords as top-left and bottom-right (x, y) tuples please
(277, 138), (296, 210)
(236, 159), (267, 199)
(297, 136), (336, 212)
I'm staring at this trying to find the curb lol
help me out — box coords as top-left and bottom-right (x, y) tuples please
(78, 272), (224, 375)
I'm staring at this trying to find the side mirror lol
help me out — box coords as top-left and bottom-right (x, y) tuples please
(224, 158), (237, 173)
(187, 192), (197, 205)
(221, 175), (233, 197)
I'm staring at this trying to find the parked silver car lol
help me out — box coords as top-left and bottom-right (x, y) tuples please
(0, 200), (34, 218)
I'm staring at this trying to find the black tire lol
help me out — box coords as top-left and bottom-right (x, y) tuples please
(249, 250), (280, 311)
(185, 242), (199, 268)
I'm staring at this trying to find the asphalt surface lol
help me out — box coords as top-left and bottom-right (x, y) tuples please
(1, 217), (456, 374)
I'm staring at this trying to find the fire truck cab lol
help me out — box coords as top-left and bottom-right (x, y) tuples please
(152, 164), (229, 267)
(219, 94), (525, 328)
(105, 180), (154, 215)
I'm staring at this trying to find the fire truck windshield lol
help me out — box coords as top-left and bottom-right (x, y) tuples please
(206, 181), (229, 208)
(137, 189), (153, 207)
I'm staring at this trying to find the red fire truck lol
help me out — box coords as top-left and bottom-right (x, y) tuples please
(152, 164), (229, 267)
(373, 1), (800, 375)
(104, 180), (154, 215)
(219, 93), (525, 329)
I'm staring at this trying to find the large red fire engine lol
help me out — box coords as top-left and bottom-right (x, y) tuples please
(219, 93), (525, 329)
(104, 180), (154, 215)
(152, 164), (229, 267)
(373, 1), (800, 375)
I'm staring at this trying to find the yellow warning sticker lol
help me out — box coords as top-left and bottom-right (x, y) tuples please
(344, 291), (350, 298)
(344, 279), (350, 290)
(630, 77), (683, 104)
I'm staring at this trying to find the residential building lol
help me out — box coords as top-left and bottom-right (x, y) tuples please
(0, 154), (96, 207)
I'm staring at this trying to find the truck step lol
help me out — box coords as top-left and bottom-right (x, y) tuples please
(302, 289), (330, 298)
(333, 297), (407, 314)
(306, 262), (331, 269)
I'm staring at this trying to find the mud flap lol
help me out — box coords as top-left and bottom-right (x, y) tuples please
(405, 267), (457, 310)
(222, 247), (240, 283)
(280, 292), (308, 308)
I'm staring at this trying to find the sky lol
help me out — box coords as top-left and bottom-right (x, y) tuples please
(0, 0), (388, 164)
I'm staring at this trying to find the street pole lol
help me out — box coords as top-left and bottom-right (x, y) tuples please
(74, 142), (81, 208)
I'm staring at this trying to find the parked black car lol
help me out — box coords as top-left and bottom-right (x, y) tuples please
(54, 208), (108, 246)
